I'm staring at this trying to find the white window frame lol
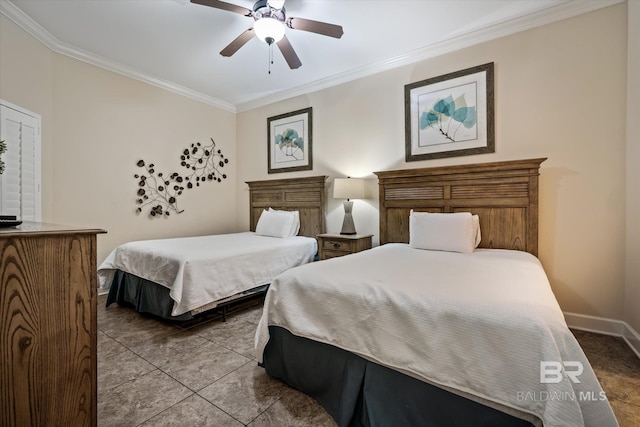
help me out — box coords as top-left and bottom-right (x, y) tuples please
(0, 100), (42, 222)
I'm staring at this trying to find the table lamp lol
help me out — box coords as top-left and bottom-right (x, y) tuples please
(333, 177), (365, 235)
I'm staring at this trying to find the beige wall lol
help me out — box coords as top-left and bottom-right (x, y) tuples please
(0, 15), (238, 263)
(237, 4), (629, 320)
(625, 1), (640, 334)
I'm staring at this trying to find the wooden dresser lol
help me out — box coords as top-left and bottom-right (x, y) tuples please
(1, 222), (105, 427)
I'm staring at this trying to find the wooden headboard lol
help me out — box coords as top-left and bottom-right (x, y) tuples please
(246, 175), (327, 238)
(374, 158), (546, 256)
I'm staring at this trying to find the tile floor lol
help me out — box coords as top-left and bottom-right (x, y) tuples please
(97, 295), (335, 426)
(98, 295), (640, 426)
(571, 330), (640, 427)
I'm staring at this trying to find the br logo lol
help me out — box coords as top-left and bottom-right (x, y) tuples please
(540, 361), (584, 383)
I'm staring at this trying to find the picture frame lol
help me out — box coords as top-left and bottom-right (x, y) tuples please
(267, 107), (313, 174)
(405, 62), (494, 161)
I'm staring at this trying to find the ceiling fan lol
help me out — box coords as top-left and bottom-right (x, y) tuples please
(191, 0), (344, 69)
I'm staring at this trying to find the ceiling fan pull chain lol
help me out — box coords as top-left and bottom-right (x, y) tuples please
(268, 43), (274, 74)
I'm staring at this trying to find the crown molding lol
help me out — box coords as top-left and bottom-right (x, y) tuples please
(1, 0), (623, 114)
(0, 0), (236, 113)
(235, 0), (624, 112)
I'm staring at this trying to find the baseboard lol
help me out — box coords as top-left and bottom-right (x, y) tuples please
(564, 311), (640, 359)
(623, 324), (640, 359)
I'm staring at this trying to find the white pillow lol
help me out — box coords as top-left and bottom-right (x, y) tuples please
(409, 211), (481, 247)
(472, 214), (482, 248)
(268, 208), (300, 237)
(255, 209), (296, 238)
(409, 211), (476, 253)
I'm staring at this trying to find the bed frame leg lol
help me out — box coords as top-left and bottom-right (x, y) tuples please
(222, 306), (227, 322)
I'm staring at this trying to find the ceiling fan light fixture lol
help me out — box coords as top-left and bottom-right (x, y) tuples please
(254, 17), (285, 44)
(194, 0), (343, 69)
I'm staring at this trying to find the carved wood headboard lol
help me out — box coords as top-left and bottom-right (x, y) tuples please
(246, 175), (327, 238)
(374, 158), (546, 256)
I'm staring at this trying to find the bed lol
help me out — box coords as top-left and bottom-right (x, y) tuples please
(255, 159), (618, 427)
(100, 175), (327, 321)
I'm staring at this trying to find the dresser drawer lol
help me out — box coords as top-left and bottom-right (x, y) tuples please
(322, 239), (355, 252)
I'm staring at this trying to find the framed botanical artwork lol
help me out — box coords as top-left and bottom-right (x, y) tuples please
(267, 107), (313, 174)
(405, 62), (494, 161)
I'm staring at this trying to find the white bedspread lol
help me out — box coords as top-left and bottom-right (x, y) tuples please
(99, 232), (317, 316)
(255, 244), (618, 427)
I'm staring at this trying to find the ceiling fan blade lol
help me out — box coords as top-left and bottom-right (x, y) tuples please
(287, 17), (344, 39)
(220, 28), (254, 57)
(190, 0), (252, 16)
(276, 36), (302, 69)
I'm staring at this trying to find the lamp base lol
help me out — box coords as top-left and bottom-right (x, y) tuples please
(340, 200), (357, 235)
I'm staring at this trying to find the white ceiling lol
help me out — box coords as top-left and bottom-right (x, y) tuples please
(1, 0), (621, 112)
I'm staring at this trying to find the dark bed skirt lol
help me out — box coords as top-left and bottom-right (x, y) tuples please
(262, 326), (538, 427)
(105, 270), (268, 321)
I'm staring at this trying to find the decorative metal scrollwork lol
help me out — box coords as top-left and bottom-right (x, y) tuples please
(134, 138), (229, 217)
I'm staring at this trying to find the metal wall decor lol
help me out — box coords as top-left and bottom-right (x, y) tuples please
(134, 138), (229, 217)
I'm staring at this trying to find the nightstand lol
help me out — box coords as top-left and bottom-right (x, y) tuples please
(316, 233), (373, 260)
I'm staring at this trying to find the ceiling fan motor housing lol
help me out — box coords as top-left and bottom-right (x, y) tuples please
(253, 0), (286, 23)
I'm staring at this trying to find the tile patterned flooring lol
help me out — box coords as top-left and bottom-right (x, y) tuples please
(571, 330), (640, 427)
(97, 295), (336, 426)
(98, 295), (640, 426)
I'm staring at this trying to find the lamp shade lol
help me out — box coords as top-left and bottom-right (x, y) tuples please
(333, 178), (365, 200)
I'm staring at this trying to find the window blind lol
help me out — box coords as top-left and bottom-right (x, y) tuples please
(0, 103), (41, 222)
